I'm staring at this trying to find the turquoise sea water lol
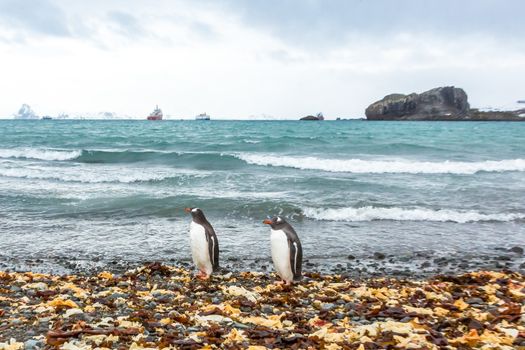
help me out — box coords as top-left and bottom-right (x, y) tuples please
(0, 120), (524, 274)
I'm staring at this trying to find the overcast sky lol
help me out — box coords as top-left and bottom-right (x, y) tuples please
(1, 0), (524, 119)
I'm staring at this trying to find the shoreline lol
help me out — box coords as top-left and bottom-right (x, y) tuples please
(1, 264), (524, 348)
(2, 248), (523, 280)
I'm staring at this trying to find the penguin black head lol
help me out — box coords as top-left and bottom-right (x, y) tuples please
(263, 216), (287, 229)
(184, 207), (207, 223)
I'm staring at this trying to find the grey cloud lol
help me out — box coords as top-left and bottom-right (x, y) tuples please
(212, 0), (525, 48)
(0, 0), (70, 37)
(189, 20), (215, 40)
(107, 10), (144, 37)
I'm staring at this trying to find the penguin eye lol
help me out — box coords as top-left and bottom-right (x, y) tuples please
(192, 208), (199, 213)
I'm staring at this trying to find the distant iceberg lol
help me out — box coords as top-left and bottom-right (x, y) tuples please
(13, 104), (38, 119)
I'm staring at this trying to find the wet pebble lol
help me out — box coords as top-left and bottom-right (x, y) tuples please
(261, 304), (273, 314)
(70, 313), (92, 322)
(232, 321), (250, 329)
(38, 322), (49, 332)
(334, 312), (345, 320)
(24, 339), (43, 350)
(11, 319), (22, 325)
(108, 293), (129, 300)
(117, 281), (130, 288)
(321, 303), (335, 311)
(156, 295), (172, 303)
(466, 297), (484, 304)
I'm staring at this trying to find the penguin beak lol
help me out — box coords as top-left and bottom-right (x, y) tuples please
(263, 219), (272, 225)
(184, 207), (192, 213)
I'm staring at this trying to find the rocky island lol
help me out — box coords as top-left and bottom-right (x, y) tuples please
(366, 86), (525, 121)
(300, 112), (324, 121)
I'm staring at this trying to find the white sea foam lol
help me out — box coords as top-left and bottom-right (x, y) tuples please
(0, 165), (175, 183)
(302, 206), (525, 223)
(235, 154), (525, 174)
(0, 148), (81, 161)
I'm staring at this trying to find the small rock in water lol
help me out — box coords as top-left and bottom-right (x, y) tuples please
(373, 252), (385, 260)
(495, 255), (511, 261)
(509, 246), (524, 255)
(347, 255), (356, 260)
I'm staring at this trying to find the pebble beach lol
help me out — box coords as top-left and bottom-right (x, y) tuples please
(1, 263), (524, 349)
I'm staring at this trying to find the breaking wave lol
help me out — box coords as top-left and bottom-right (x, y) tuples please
(0, 166), (179, 183)
(6, 148), (523, 175)
(235, 154), (525, 174)
(302, 206), (525, 223)
(0, 148), (81, 161)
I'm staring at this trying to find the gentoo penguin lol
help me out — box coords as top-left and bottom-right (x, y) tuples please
(263, 216), (302, 285)
(185, 207), (219, 279)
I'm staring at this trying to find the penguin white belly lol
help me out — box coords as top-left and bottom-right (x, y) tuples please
(189, 222), (213, 275)
(270, 229), (293, 282)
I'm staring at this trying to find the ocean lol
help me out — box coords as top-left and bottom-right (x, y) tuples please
(0, 120), (524, 276)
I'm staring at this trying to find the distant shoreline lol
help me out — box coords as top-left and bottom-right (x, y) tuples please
(2, 118), (524, 122)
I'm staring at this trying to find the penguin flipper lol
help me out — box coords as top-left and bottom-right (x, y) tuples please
(205, 227), (220, 272)
(288, 238), (303, 281)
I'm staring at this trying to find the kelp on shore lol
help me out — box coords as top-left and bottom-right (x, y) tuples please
(0, 263), (524, 349)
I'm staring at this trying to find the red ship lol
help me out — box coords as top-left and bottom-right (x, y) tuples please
(147, 105), (163, 120)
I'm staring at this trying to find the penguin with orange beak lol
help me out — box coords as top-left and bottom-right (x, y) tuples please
(263, 216), (302, 285)
(185, 207), (219, 279)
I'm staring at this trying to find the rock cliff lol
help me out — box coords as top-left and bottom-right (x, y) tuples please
(365, 87), (470, 120)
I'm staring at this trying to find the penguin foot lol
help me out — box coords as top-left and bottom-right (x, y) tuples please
(196, 271), (210, 280)
(274, 280), (293, 286)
